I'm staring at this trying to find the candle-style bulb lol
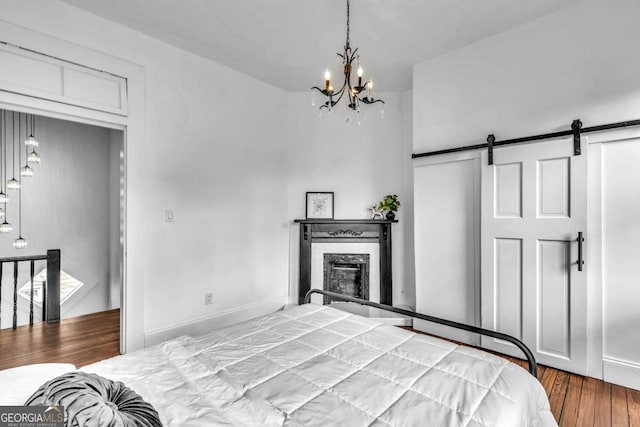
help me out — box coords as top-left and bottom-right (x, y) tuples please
(357, 66), (363, 78)
(324, 69), (332, 92)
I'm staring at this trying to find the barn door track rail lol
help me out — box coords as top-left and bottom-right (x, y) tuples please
(412, 118), (640, 165)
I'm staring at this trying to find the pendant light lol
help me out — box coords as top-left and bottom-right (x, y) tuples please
(13, 112), (27, 249)
(0, 221), (12, 234)
(0, 110), (8, 206)
(26, 114), (41, 164)
(0, 110), (13, 234)
(13, 181), (27, 248)
(7, 111), (19, 190)
(24, 114), (38, 147)
(12, 173), (26, 248)
(13, 174), (26, 248)
(0, 110), (42, 243)
(27, 150), (41, 164)
(20, 114), (34, 177)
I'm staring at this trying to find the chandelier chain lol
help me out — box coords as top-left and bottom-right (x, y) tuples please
(346, 0), (350, 48)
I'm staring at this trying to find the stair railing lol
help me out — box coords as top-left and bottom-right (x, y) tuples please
(0, 249), (61, 329)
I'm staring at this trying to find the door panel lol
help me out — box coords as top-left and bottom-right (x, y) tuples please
(537, 239), (570, 358)
(495, 163), (522, 218)
(482, 138), (587, 374)
(494, 238), (522, 340)
(538, 157), (571, 217)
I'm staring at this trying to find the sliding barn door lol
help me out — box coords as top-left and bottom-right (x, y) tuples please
(481, 138), (587, 374)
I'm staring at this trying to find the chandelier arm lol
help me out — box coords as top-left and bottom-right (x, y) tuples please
(358, 98), (385, 105)
(310, 85), (342, 99)
(312, 84), (349, 110)
(348, 47), (359, 63)
(331, 85), (348, 104)
(319, 88), (348, 110)
(320, 83), (347, 110)
(311, 86), (328, 95)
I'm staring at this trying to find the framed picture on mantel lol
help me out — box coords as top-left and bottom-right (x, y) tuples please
(306, 192), (334, 219)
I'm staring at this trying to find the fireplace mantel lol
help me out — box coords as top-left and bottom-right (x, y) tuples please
(294, 219), (397, 305)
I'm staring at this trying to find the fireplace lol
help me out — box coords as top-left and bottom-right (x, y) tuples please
(294, 219), (410, 326)
(323, 253), (370, 304)
(294, 219), (395, 305)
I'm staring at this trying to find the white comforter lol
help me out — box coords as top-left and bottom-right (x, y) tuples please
(82, 304), (557, 426)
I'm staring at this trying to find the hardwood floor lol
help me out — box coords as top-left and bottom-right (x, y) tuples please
(507, 357), (640, 426)
(0, 311), (638, 426)
(0, 309), (120, 370)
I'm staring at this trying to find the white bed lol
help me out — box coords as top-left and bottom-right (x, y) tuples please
(0, 304), (557, 426)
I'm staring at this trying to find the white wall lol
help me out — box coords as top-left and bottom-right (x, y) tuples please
(0, 0), (290, 344)
(413, 154), (480, 344)
(413, 0), (640, 386)
(400, 90), (416, 307)
(0, 115), (116, 327)
(414, 0), (640, 153)
(286, 91), (415, 307)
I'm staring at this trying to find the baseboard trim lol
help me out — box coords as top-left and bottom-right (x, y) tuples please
(603, 356), (640, 390)
(144, 296), (288, 347)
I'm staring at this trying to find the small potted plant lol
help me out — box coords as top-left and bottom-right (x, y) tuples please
(377, 194), (400, 220)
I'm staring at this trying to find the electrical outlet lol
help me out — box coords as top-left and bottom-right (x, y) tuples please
(205, 293), (213, 305)
(165, 210), (174, 222)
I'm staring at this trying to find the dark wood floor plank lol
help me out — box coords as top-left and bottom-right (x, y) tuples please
(560, 374), (584, 427)
(549, 370), (570, 422)
(559, 374), (584, 427)
(629, 387), (640, 427)
(576, 376), (598, 427)
(612, 384), (629, 427)
(541, 366), (558, 398)
(595, 380), (613, 427)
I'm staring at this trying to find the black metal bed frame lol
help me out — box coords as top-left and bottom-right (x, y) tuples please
(304, 289), (537, 377)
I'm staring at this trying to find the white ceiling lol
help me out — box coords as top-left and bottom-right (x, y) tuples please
(59, 0), (581, 92)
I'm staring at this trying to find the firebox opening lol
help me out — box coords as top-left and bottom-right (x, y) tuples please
(323, 254), (370, 304)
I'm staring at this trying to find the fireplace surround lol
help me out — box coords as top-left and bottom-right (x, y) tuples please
(294, 219), (396, 305)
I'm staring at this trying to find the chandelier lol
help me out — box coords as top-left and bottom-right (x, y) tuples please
(0, 110), (42, 249)
(311, 0), (384, 117)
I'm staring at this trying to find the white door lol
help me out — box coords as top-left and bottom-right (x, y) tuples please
(481, 137), (587, 375)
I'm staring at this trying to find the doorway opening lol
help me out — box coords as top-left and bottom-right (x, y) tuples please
(0, 110), (124, 350)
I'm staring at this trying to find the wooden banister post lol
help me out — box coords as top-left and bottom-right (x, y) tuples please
(46, 249), (61, 323)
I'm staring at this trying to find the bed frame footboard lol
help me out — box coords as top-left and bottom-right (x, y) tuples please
(303, 289), (537, 377)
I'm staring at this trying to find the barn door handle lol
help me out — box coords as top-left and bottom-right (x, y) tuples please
(577, 232), (584, 271)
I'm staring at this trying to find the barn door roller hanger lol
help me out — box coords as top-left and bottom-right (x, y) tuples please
(486, 119), (583, 166)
